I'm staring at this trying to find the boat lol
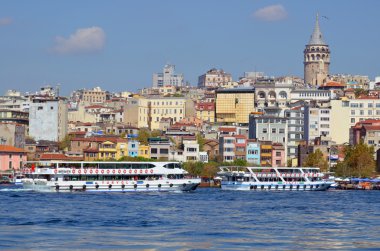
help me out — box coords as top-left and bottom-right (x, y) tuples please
(218, 166), (334, 191)
(21, 161), (201, 192)
(13, 173), (25, 186)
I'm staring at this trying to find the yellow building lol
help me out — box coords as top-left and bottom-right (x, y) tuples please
(98, 139), (128, 160)
(216, 88), (255, 124)
(138, 145), (151, 159)
(137, 97), (187, 130)
(195, 102), (215, 123)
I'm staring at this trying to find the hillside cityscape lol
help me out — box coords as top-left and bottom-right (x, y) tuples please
(0, 14), (379, 179)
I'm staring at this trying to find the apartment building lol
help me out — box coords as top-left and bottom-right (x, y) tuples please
(216, 88), (255, 124)
(195, 102), (215, 123)
(198, 68), (232, 89)
(29, 98), (68, 142)
(152, 64), (184, 88)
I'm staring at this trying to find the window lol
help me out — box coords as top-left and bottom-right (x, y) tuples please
(360, 110), (364, 116)
(262, 128), (267, 133)
(160, 149), (169, 154)
(151, 148), (158, 154)
(272, 128), (276, 133)
(368, 140), (374, 145)
(279, 129), (285, 134)
(276, 151), (281, 157)
(368, 103), (373, 108)
(351, 110), (355, 115)
(368, 110), (373, 115)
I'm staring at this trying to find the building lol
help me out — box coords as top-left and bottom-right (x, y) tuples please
(80, 87), (107, 104)
(304, 103), (331, 143)
(260, 141), (272, 167)
(285, 107), (304, 158)
(330, 98), (380, 144)
(0, 145), (27, 172)
(216, 87), (255, 124)
(152, 64), (184, 88)
(203, 139), (219, 161)
(127, 139), (139, 157)
(183, 139), (200, 162)
(219, 136), (236, 162)
(249, 114), (288, 157)
(29, 98), (68, 142)
(135, 97), (187, 130)
(0, 109), (29, 125)
(246, 140), (260, 165)
(234, 135), (247, 160)
(304, 14), (330, 87)
(0, 123), (26, 148)
(272, 143), (286, 167)
(195, 102), (215, 123)
(198, 68), (232, 89)
(350, 119), (380, 154)
(138, 145), (150, 159)
(149, 138), (171, 160)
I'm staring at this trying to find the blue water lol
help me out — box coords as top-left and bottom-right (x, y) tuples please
(0, 186), (379, 250)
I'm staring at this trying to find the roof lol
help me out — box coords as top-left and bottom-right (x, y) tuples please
(216, 87), (255, 94)
(0, 145), (26, 153)
(308, 13), (326, 45)
(40, 153), (84, 161)
(219, 127), (236, 132)
(319, 81), (345, 88)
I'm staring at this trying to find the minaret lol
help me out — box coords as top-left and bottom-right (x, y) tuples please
(304, 13), (330, 87)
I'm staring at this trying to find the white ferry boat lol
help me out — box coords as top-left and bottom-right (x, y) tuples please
(218, 166), (333, 191)
(21, 161), (201, 192)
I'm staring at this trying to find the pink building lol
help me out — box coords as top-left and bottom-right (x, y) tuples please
(271, 143), (285, 167)
(0, 145), (27, 172)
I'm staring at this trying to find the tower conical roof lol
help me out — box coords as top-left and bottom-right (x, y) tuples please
(308, 13), (326, 45)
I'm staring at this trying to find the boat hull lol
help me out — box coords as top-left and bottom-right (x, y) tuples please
(22, 178), (200, 192)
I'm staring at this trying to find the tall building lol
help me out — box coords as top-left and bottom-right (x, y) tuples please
(304, 14), (330, 87)
(215, 87), (255, 124)
(152, 64), (184, 88)
(198, 68), (232, 89)
(29, 98), (68, 142)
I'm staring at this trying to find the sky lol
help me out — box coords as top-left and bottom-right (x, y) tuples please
(0, 0), (379, 95)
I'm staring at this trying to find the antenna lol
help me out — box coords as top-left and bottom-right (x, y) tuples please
(56, 83), (61, 98)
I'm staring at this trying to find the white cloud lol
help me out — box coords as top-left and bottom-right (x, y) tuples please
(0, 17), (12, 26)
(52, 26), (105, 54)
(253, 4), (288, 22)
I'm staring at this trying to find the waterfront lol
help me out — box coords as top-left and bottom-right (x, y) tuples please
(0, 186), (379, 250)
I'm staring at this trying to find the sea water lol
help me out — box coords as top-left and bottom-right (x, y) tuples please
(0, 185), (379, 250)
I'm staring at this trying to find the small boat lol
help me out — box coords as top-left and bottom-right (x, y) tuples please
(21, 161), (201, 192)
(218, 166), (334, 191)
(13, 174), (25, 186)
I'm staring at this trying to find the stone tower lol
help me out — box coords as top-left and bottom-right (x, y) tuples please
(304, 14), (330, 87)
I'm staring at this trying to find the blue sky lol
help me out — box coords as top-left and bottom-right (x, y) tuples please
(0, 0), (379, 95)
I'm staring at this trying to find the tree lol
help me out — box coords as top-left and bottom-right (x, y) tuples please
(302, 149), (329, 172)
(354, 88), (368, 98)
(334, 141), (375, 177)
(182, 162), (203, 176)
(196, 133), (205, 151)
(201, 162), (219, 178)
(137, 128), (151, 145)
(58, 134), (72, 151)
(151, 129), (162, 137)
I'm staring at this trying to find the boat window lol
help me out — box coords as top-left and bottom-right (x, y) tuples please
(261, 185), (264, 190)
(275, 185), (278, 190)
(283, 185), (286, 190)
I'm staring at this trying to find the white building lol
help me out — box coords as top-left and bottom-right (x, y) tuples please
(304, 104), (331, 143)
(152, 64), (184, 88)
(29, 98), (68, 142)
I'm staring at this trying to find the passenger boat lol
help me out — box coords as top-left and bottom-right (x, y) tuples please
(218, 166), (333, 191)
(21, 161), (201, 192)
(13, 174), (25, 186)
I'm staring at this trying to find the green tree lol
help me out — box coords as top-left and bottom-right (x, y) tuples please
(303, 149), (329, 172)
(182, 162), (203, 176)
(354, 88), (368, 98)
(151, 129), (162, 137)
(334, 141), (375, 177)
(137, 128), (151, 145)
(58, 134), (72, 151)
(196, 133), (205, 151)
(201, 162), (219, 178)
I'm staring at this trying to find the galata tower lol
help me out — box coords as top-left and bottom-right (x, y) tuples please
(304, 14), (330, 87)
